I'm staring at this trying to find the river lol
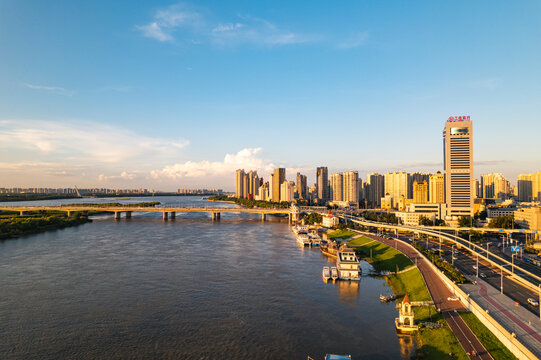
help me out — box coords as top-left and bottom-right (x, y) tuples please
(0, 196), (413, 359)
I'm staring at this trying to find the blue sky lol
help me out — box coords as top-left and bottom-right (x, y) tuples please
(1, 0), (540, 190)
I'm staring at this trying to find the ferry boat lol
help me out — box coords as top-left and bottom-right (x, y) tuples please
(296, 234), (311, 247)
(336, 245), (361, 280)
(322, 266), (330, 281)
(320, 241), (339, 258)
(330, 267), (339, 281)
(292, 225), (308, 235)
(380, 294), (396, 302)
(309, 233), (322, 247)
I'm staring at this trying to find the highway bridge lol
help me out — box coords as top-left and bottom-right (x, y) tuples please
(340, 215), (541, 295)
(0, 205), (294, 221)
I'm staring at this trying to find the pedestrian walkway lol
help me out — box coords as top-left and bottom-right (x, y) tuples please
(462, 276), (541, 357)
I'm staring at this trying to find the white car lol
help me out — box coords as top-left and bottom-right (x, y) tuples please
(528, 298), (539, 307)
(447, 296), (460, 301)
(473, 265), (478, 270)
(480, 273), (487, 278)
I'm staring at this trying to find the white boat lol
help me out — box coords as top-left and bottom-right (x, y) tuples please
(292, 226), (308, 235)
(336, 245), (361, 281)
(309, 233), (322, 246)
(331, 267), (339, 281)
(322, 266), (330, 281)
(296, 234), (311, 246)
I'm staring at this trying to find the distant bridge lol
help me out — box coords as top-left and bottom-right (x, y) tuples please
(0, 205), (294, 221)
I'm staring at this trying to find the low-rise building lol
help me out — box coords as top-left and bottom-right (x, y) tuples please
(486, 206), (518, 218)
(514, 207), (541, 232)
(322, 214), (340, 228)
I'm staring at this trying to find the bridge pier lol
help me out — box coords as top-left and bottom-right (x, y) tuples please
(67, 210), (74, 217)
(114, 211), (121, 220)
(211, 212), (221, 221)
(170, 212), (175, 220)
(163, 212), (168, 221)
(261, 213), (266, 221)
(125, 211), (132, 219)
(19, 210), (27, 216)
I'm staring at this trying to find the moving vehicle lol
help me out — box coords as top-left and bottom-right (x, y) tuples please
(447, 296), (460, 301)
(528, 298), (539, 306)
(480, 273), (487, 278)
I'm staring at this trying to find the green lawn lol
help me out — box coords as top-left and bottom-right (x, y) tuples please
(415, 327), (469, 360)
(327, 229), (356, 240)
(348, 235), (374, 246)
(386, 267), (431, 302)
(460, 312), (517, 360)
(350, 238), (413, 272)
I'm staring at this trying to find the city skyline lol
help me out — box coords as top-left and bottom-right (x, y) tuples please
(1, 1), (541, 190)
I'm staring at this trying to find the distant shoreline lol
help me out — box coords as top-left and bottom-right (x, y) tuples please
(0, 193), (221, 203)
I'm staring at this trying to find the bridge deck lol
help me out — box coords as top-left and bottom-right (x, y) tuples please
(0, 206), (291, 214)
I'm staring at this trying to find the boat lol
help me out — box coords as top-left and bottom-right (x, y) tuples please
(336, 244), (361, 281)
(322, 266), (330, 281)
(309, 232), (322, 246)
(296, 234), (311, 247)
(292, 225), (308, 235)
(331, 267), (339, 281)
(380, 294), (397, 302)
(320, 241), (339, 258)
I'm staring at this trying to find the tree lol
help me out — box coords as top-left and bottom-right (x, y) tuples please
(419, 215), (432, 226)
(304, 212), (323, 225)
(488, 215), (520, 229)
(458, 216), (473, 228)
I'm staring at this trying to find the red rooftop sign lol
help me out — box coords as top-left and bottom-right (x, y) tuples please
(448, 115), (470, 122)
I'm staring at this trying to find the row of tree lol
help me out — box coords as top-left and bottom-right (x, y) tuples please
(208, 196), (291, 209)
(0, 212), (91, 240)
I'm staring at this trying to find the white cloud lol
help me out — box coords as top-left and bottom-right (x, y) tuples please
(0, 120), (189, 164)
(151, 148), (275, 179)
(98, 171), (137, 182)
(136, 3), (313, 47)
(337, 31), (369, 49)
(22, 83), (75, 96)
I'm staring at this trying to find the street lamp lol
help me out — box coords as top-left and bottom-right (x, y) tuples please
(512, 254), (515, 274)
(501, 266), (504, 295)
(486, 242), (490, 261)
(452, 245), (455, 266)
(476, 255), (479, 278)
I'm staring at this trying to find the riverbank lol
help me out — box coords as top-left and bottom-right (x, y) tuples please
(348, 235), (468, 359)
(0, 211), (91, 240)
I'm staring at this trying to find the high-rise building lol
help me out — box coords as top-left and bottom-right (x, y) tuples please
(296, 172), (307, 199)
(248, 170), (259, 198)
(443, 116), (473, 217)
(408, 173), (431, 199)
(343, 171), (359, 203)
(280, 181), (295, 202)
(365, 173), (385, 208)
(517, 172), (541, 202)
(384, 171), (409, 208)
(481, 173), (510, 200)
(242, 173), (249, 199)
(429, 171), (445, 204)
(317, 167), (329, 203)
(272, 168), (286, 202)
(330, 173), (343, 201)
(412, 180), (428, 203)
(235, 169), (245, 198)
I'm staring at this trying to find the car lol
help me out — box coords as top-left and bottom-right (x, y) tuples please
(473, 265), (478, 270)
(528, 298), (539, 306)
(480, 273), (486, 278)
(447, 296), (460, 301)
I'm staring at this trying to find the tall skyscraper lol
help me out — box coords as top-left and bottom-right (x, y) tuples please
(235, 169), (245, 198)
(517, 172), (541, 202)
(384, 171), (409, 207)
(343, 171), (359, 203)
(365, 173), (385, 208)
(272, 168), (286, 202)
(296, 172), (307, 199)
(280, 181), (295, 202)
(429, 171), (445, 204)
(330, 173), (343, 201)
(412, 180), (428, 203)
(443, 116), (473, 217)
(408, 173), (431, 199)
(242, 172), (249, 199)
(316, 167), (329, 203)
(481, 173), (510, 200)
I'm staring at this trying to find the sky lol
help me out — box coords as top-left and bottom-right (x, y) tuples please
(1, 1), (540, 191)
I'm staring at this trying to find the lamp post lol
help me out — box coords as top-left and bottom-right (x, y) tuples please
(486, 242), (489, 261)
(476, 255), (479, 278)
(501, 266), (504, 295)
(452, 245), (455, 266)
(512, 253), (515, 274)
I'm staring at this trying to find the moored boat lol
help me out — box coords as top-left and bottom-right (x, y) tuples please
(296, 234), (311, 247)
(336, 244), (361, 280)
(322, 266), (330, 281)
(320, 241), (339, 258)
(309, 233), (322, 246)
(330, 266), (339, 281)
